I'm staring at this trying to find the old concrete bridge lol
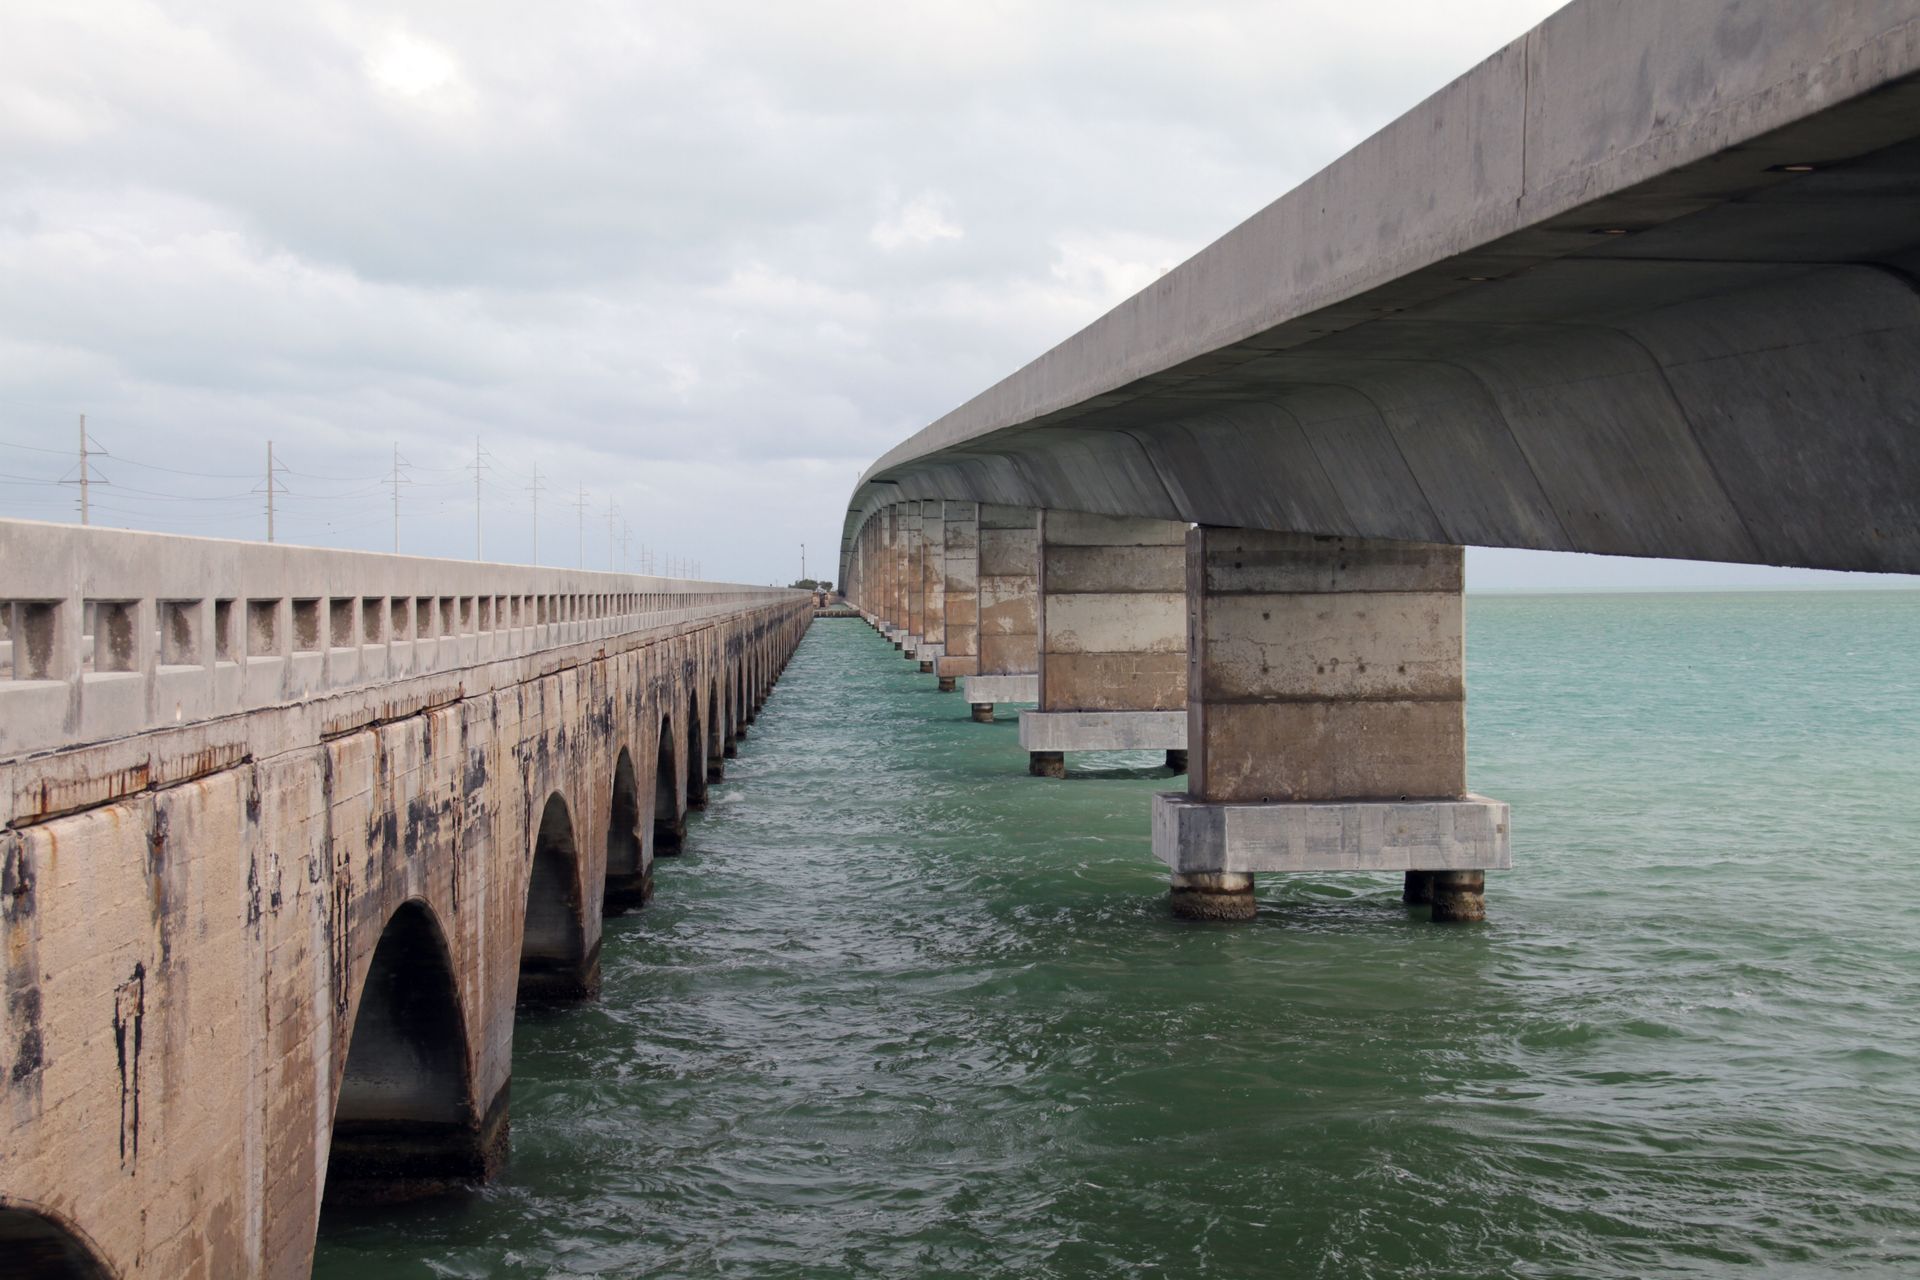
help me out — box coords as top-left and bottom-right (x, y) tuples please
(6, 1), (1920, 1274)
(840, 2), (1920, 921)
(0, 519), (809, 1275)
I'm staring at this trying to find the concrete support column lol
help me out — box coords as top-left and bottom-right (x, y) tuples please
(1019, 510), (1187, 773)
(963, 503), (1039, 721)
(917, 500), (946, 673)
(1151, 529), (1509, 922)
(905, 502), (926, 653)
(887, 504), (908, 645)
(936, 501), (979, 693)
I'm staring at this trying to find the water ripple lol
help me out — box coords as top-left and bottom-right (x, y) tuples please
(318, 596), (1920, 1278)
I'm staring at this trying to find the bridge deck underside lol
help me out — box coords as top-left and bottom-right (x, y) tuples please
(846, 15), (1920, 577)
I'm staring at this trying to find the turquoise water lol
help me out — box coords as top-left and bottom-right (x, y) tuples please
(314, 593), (1920, 1278)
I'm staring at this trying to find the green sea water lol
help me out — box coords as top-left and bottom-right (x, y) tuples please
(314, 592), (1920, 1278)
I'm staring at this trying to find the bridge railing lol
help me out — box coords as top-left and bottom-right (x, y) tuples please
(0, 518), (798, 759)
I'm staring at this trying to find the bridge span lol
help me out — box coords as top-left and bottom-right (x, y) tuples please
(841, 2), (1920, 921)
(0, 519), (809, 1276)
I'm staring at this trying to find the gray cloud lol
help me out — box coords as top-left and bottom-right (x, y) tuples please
(14, 0), (1898, 590)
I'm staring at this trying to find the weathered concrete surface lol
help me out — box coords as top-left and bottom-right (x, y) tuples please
(975, 505), (1039, 680)
(1018, 710), (1187, 753)
(962, 673), (1038, 705)
(0, 521), (810, 1279)
(1156, 526), (1505, 919)
(937, 502), (980, 681)
(1036, 511), (1186, 717)
(1168, 871), (1256, 922)
(921, 500), (946, 659)
(1151, 792), (1511, 875)
(841, 3), (1920, 581)
(1186, 529), (1464, 802)
(0, 520), (801, 761)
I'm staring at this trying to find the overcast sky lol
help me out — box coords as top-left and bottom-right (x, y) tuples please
(1, 1), (1911, 590)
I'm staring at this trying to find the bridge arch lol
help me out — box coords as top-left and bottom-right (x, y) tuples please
(0, 1204), (112, 1279)
(685, 690), (708, 809)
(706, 681), (725, 782)
(654, 714), (683, 855)
(518, 792), (597, 1002)
(326, 899), (494, 1204)
(603, 746), (648, 913)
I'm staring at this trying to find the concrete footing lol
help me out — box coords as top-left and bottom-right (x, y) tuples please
(517, 939), (603, 1005)
(1150, 792), (1509, 876)
(1165, 749), (1187, 773)
(963, 673), (1037, 706)
(1028, 750), (1065, 778)
(918, 660), (934, 673)
(971, 702), (994, 723)
(323, 1081), (511, 1206)
(1429, 869), (1487, 922)
(1018, 709), (1186, 754)
(1168, 872), (1256, 922)
(938, 676), (957, 692)
(1151, 792), (1506, 922)
(603, 869), (654, 914)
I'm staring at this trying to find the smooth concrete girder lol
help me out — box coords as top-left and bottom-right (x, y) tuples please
(840, 4), (1920, 579)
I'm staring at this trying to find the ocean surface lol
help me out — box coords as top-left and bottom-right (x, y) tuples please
(314, 592), (1920, 1278)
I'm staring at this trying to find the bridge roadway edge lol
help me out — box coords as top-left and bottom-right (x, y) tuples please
(0, 587), (811, 1277)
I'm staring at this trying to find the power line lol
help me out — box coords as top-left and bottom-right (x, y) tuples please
(526, 461), (545, 565)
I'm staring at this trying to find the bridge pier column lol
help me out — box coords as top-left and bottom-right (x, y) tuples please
(963, 505), (1039, 721)
(905, 501), (927, 655)
(915, 499), (947, 675)
(1153, 528), (1508, 922)
(888, 503), (909, 643)
(936, 501), (980, 695)
(1019, 510), (1187, 775)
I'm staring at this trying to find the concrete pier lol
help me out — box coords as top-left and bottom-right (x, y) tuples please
(963, 504), (1040, 723)
(936, 501), (979, 693)
(1020, 511), (1187, 773)
(920, 499), (946, 668)
(1151, 528), (1508, 920)
(905, 501), (927, 650)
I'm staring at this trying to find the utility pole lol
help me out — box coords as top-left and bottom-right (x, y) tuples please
(526, 462), (544, 565)
(606, 497), (617, 571)
(573, 484), (587, 568)
(256, 439), (289, 543)
(388, 445), (408, 554)
(801, 542), (807, 582)
(470, 435), (485, 561)
(78, 414), (90, 526)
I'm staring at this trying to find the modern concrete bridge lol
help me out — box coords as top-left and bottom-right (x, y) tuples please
(0, 518), (809, 1276)
(843, 3), (1920, 920)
